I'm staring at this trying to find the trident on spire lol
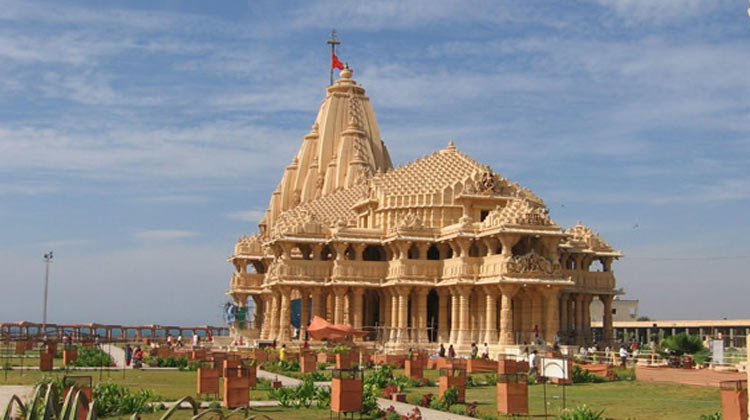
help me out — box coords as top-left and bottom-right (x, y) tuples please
(327, 29), (341, 86)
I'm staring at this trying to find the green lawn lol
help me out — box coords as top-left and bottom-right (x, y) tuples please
(396, 369), (721, 420)
(1, 367), (723, 420)
(109, 407), (373, 420)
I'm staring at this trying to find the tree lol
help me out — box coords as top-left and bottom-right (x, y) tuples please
(660, 333), (710, 365)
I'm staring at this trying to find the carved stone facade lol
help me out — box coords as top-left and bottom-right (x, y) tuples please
(227, 69), (622, 355)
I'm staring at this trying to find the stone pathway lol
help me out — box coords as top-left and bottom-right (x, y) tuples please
(161, 400), (280, 409)
(376, 398), (476, 420)
(257, 369), (302, 387)
(102, 343), (129, 368)
(0, 385), (34, 414)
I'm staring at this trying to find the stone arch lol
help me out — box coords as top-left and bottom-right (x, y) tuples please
(320, 245), (334, 261)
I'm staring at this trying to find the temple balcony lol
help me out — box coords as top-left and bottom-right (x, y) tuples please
(441, 257), (482, 280)
(231, 272), (265, 291)
(333, 260), (388, 282)
(479, 253), (507, 278)
(562, 269), (616, 291)
(386, 259), (442, 281)
(277, 259), (332, 282)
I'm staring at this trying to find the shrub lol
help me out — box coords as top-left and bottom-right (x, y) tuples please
(479, 414), (499, 420)
(612, 367), (636, 382)
(362, 383), (380, 416)
(267, 376), (329, 408)
(484, 373), (498, 384)
(383, 385), (399, 399)
(384, 406), (401, 420)
(302, 371), (331, 382)
(466, 375), (479, 388)
(72, 347), (112, 367)
(208, 401), (221, 409)
(364, 364), (394, 389)
(418, 393), (433, 407)
(465, 401), (479, 417)
(571, 366), (607, 384)
(660, 333), (711, 365)
(559, 405), (609, 420)
(700, 413), (722, 420)
(93, 382), (161, 417)
(449, 405), (467, 415)
(442, 386), (459, 408)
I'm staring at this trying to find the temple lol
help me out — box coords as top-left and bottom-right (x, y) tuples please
(227, 67), (622, 355)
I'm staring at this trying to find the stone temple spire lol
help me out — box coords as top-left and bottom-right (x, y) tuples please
(262, 67), (393, 232)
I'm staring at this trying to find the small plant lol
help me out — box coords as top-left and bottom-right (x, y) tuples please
(419, 393), (433, 407)
(92, 382), (162, 416)
(700, 413), (722, 420)
(383, 385), (399, 399)
(479, 413), (500, 420)
(465, 401), (479, 417)
(559, 405), (608, 420)
(571, 366), (607, 384)
(208, 401), (221, 409)
(71, 347), (112, 367)
(384, 406), (400, 420)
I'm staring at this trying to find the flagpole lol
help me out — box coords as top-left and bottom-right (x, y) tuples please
(327, 29), (340, 86)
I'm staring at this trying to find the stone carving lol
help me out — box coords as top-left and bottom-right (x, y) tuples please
(292, 190), (301, 206)
(234, 234), (264, 256)
(481, 198), (554, 228)
(458, 214), (473, 228)
(505, 251), (561, 276)
(564, 221), (614, 252)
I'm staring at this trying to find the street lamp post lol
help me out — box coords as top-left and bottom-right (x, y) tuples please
(42, 251), (53, 338)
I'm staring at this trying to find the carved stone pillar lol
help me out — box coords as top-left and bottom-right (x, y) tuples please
(575, 294), (584, 345)
(600, 294), (614, 346)
(457, 286), (471, 345)
(483, 287), (498, 345)
(299, 288), (309, 340)
(260, 294), (271, 339)
(583, 295), (593, 345)
(352, 287), (364, 331)
(416, 288), (429, 343)
(397, 286), (411, 344)
(559, 293), (569, 336)
(530, 290), (543, 340)
(449, 289), (459, 344)
(333, 286), (347, 325)
(311, 288), (324, 320)
(541, 288), (560, 344)
(390, 290), (399, 341)
(277, 287), (292, 342)
(268, 291), (280, 340)
(344, 289), (352, 325)
(438, 289), (451, 344)
(499, 285), (519, 346)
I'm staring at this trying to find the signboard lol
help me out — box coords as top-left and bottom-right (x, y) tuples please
(540, 357), (569, 380)
(710, 339), (724, 365)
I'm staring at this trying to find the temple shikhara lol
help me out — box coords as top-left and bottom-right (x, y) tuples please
(227, 67), (622, 356)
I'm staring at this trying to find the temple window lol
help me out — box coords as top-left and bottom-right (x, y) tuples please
(363, 245), (385, 261)
(427, 244), (440, 260)
(480, 209), (490, 222)
(345, 245), (356, 260)
(407, 244), (420, 259)
(320, 245), (334, 261)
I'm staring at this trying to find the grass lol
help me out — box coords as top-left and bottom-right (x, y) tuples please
(0, 368), (269, 401)
(108, 407), (377, 420)
(398, 369), (721, 420)
(1, 365), (723, 419)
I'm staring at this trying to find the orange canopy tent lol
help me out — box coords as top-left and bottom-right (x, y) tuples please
(306, 316), (368, 341)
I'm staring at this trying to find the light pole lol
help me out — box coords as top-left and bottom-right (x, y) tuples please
(42, 251), (53, 338)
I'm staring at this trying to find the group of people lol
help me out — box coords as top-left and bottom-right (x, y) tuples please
(436, 342), (491, 359)
(124, 345), (143, 368)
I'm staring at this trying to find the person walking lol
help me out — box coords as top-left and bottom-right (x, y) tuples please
(279, 344), (287, 362)
(438, 343), (446, 358)
(125, 345), (133, 367)
(133, 346), (143, 369)
(448, 344), (456, 359)
(471, 343), (478, 359)
(619, 346), (629, 367)
(482, 343), (489, 359)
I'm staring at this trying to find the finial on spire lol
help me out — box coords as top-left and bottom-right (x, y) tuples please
(327, 30), (343, 86)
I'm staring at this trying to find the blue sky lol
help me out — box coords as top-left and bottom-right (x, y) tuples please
(1, 0), (749, 326)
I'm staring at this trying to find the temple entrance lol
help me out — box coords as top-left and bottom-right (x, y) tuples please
(427, 289), (439, 342)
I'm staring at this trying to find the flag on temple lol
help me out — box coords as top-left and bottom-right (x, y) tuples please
(331, 52), (345, 70)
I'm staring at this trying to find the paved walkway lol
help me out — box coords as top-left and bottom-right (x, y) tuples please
(376, 398), (476, 420)
(0, 385), (34, 413)
(257, 369), (302, 387)
(102, 343), (128, 368)
(161, 400), (280, 409)
(636, 366), (746, 387)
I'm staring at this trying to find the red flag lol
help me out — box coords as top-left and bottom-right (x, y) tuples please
(331, 52), (345, 70)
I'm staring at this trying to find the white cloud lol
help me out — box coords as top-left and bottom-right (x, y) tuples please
(591, 0), (727, 23)
(226, 210), (266, 223)
(132, 230), (198, 241)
